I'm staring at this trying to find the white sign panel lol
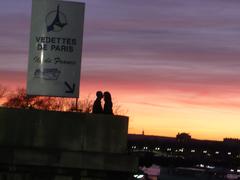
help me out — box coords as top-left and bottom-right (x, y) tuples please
(27, 0), (85, 97)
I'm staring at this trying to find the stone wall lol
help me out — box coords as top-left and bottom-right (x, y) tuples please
(0, 107), (138, 180)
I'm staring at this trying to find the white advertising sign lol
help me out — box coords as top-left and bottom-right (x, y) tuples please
(27, 0), (85, 97)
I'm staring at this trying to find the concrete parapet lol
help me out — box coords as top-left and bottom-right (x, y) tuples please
(0, 107), (138, 180)
(0, 107), (128, 153)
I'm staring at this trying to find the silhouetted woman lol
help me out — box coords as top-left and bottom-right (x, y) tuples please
(92, 91), (103, 114)
(103, 91), (113, 115)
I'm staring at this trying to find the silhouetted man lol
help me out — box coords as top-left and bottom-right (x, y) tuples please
(92, 91), (103, 114)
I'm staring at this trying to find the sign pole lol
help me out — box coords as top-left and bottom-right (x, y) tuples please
(75, 98), (78, 111)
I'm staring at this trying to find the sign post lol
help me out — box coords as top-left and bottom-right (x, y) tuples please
(27, 0), (85, 98)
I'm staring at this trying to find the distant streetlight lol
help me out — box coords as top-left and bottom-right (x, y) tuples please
(133, 174), (144, 179)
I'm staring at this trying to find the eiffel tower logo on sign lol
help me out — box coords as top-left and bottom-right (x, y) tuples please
(46, 5), (67, 32)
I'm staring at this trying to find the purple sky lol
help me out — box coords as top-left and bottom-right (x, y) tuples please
(2, 0), (240, 77)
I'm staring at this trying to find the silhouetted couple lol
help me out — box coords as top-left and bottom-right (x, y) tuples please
(92, 91), (113, 115)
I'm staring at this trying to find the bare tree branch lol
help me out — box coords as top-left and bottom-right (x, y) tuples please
(113, 100), (128, 116)
(0, 85), (7, 99)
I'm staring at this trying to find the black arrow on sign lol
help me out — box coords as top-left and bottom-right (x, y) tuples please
(65, 82), (75, 94)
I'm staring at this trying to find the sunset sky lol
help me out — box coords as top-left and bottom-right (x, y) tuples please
(1, 0), (240, 140)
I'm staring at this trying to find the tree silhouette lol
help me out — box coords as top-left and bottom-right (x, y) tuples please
(2, 87), (127, 115)
(0, 85), (7, 100)
(112, 100), (128, 116)
(4, 88), (44, 109)
(80, 95), (93, 113)
(3, 88), (67, 111)
(66, 95), (93, 113)
(3, 88), (96, 113)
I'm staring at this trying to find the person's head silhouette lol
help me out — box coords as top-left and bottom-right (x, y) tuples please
(103, 91), (112, 102)
(96, 91), (103, 99)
